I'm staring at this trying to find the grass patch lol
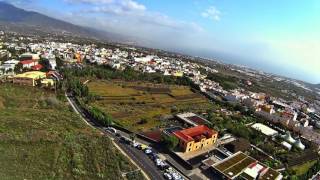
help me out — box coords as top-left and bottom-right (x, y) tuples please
(291, 160), (317, 176)
(88, 80), (213, 132)
(0, 83), (142, 179)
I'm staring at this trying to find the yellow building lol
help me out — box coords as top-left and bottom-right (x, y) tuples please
(13, 71), (46, 86)
(41, 78), (55, 87)
(173, 125), (218, 153)
(173, 71), (183, 77)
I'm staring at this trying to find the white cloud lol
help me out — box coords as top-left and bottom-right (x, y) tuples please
(73, 0), (202, 33)
(65, 0), (146, 12)
(65, 0), (113, 4)
(201, 6), (221, 21)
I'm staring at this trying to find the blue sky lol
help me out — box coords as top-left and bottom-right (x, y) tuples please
(7, 0), (320, 83)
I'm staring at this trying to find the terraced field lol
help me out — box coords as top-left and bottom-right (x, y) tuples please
(87, 80), (213, 131)
(0, 83), (142, 179)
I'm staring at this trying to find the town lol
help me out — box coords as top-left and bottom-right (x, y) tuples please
(1, 30), (320, 180)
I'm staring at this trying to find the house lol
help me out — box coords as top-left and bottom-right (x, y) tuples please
(173, 125), (218, 153)
(31, 64), (43, 71)
(20, 60), (38, 69)
(13, 71), (46, 86)
(20, 52), (40, 61)
(0, 60), (19, 74)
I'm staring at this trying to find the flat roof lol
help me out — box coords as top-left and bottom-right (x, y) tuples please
(187, 116), (212, 125)
(251, 123), (278, 136)
(14, 71), (46, 79)
(212, 152), (281, 180)
(176, 112), (212, 126)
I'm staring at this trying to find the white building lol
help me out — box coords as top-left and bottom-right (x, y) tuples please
(251, 123), (278, 137)
(0, 59), (19, 74)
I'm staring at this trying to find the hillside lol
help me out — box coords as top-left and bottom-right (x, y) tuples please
(0, 84), (142, 179)
(0, 2), (127, 41)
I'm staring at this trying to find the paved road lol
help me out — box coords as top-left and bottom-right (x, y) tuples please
(66, 93), (165, 180)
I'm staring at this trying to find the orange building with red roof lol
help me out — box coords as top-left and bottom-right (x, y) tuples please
(173, 125), (218, 153)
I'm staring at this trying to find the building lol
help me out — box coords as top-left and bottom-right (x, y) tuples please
(20, 52), (40, 61)
(41, 78), (55, 87)
(224, 138), (251, 153)
(13, 71), (46, 86)
(20, 60), (38, 69)
(281, 132), (306, 150)
(251, 123), (279, 137)
(31, 64), (43, 71)
(176, 112), (212, 126)
(173, 125), (218, 153)
(281, 131), (296, 144)
(0, 60), (19, 74)
(210, 151), (283, 180)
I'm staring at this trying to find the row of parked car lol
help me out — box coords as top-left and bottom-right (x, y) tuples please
(104, 127), (185, 180)
(132, 142), (185, 180)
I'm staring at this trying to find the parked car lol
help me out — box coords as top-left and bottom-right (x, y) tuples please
(159, 162), (169, 170)
(166, 167), (173, 173)
(140, 144), (148, 150)
(145, 148), (152, 154)
(120, 137), (131, 144)
(171, 172), (182, 180)
(163, 172), (172, 180)
(155, 158), (162, 166)
(137, 144), (142, 150)
(105, 127), (117, 134)
(149, 152), (158, 160)
(133, 142), (140, 148)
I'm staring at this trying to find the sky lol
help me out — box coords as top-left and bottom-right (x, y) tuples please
(5, 0), (320, 83)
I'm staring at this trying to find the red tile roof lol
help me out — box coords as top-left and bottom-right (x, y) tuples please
(20, 60), (37, 65)
(32, 64), (43, 70)
(173, 125), (218, 143)
(142, 130), (162, 142)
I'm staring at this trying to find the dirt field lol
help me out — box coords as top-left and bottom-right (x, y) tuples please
(87, 80), (213, 132)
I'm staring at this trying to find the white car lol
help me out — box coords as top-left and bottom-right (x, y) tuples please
(163, 172), (172, 180)
(171, 173), (179, 180)
(105, 127), (117, 134)
(133, 142), (140, 148)
(171, 173), (182, 180)
(145, 148), (152, 154)
(155, 158), (162, 166)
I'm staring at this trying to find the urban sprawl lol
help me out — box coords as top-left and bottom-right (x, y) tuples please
(1, 31), (320, 180)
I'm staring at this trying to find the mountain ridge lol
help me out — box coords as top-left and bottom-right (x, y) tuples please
(0, 1), (129, 42)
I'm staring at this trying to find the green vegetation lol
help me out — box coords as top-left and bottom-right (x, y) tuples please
(286, 159), (320, 180)
(291, 160), (317, 176)
(61, 65), (212, 132)
(162, 135), (179, 150)
(62, 65), (200, 90)
(87, 80), (212, 131)
(207, 72), (240, 90)
(38, 58), (50, 72)
(0, 84), (143, 179)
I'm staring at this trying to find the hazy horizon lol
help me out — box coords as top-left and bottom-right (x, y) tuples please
(4, 0), (320, 84)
